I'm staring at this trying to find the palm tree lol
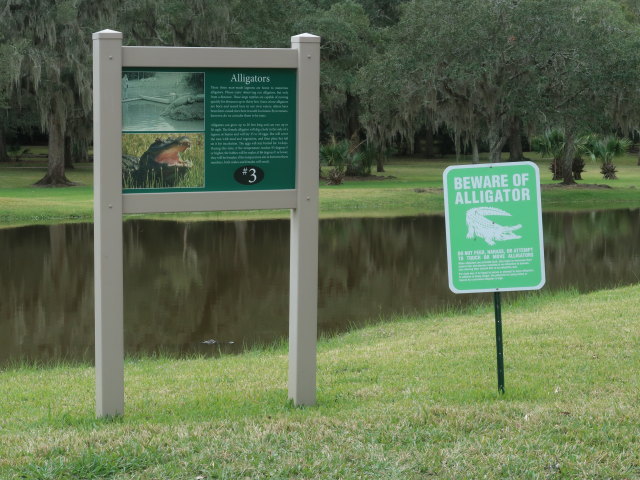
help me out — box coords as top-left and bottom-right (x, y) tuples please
(532, 128), (586, 181)
(582, 135), (631, 180)
(532, 128), (565, 180)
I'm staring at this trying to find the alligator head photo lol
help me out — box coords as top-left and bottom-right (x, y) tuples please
(122, 135), (194, 188)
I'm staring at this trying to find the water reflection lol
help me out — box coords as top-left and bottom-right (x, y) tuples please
(1, 210), (638, 365)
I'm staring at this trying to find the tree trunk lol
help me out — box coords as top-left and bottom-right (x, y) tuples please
(424, 127), (434, 158)
(454, 132), (461, 163)
(0, 128), (11, 162)
(346, 94), (360, 142)
(376, 150), (385, 173)
(78, 145), (89, 163)
(472, 139), (479, 164)
(34, 116), (75, 186)
(551, 158), (563, 180)
(508, 117), (523, 162)
(64, 135), (74, 169)
(489, 135), (507, 163)
(561, 130), (576, 185)
(75, 135), (90, 164)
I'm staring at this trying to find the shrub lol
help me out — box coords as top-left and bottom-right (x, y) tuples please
(320, 137), (373, 183)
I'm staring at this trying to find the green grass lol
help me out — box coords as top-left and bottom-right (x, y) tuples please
(1, 151), (639, 227)
(1, 285), (639, 478)
(0, 164), (94, 227)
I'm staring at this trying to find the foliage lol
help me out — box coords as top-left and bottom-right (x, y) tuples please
(531, 128), (588, 180)
(582, 135), (631, 164)
(298, 1), (379, 140)
(0, 0), (116, 185)
(4, 153), (640, 227)
(118, 0), (234, 47)
(531, 129), (566, 163)
(319, 136), (350, 168)
(320, 136), (372, 184)
(358, 0), (640, 175)
(325, 166), (346, 185)
(3, 0), (640, 187)
(600, 162), (619, 179)
(347, 147), (373, 176)
(581, 135), (631, 179)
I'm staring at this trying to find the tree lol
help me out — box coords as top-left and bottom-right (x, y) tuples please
(298, 1), (378, 142)
(118, 0), (235, 47)
(366, 0), (550, 163)
(532, 128), (567, 180)
(0, 30), (18, 163)
(358, 0), (640, 179)
(304, 0), (407, 172)
(359, 0), (541, 163)
(2, 0), (115, 186)
(582, 135), (631, 180)
(229, 0), (311, 47)
(533, 0), (640, 184)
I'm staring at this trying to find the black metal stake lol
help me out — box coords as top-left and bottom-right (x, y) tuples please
(493, 291), (505, 394)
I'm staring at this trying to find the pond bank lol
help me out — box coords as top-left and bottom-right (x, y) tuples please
(1, 285), (639, 478)
(1, 155), (640, 228)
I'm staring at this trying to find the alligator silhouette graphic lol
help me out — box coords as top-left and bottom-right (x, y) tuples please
(465, 207), (522, 246)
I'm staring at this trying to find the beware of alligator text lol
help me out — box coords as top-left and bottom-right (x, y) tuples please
(453, 173), (531, 205)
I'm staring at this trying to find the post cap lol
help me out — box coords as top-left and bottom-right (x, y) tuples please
(93, 29), (123, 40)
(291, 33), (320, 43)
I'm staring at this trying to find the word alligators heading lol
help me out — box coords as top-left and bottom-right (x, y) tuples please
(453, 172), (531, 205)
(230, 73), (271, 85)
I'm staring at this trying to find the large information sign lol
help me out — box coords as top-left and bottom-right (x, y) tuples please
(93, 30), (320, 418)
(122, 67), (296, 192)
(443, 162), (545, 293)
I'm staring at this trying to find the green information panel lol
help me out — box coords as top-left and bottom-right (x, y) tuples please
(443, 162), (545, 293)
(121, 67), (296, 192)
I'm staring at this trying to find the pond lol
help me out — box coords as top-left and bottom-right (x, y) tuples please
(1, 209), (638, 366)
(122, 100), (203, 132)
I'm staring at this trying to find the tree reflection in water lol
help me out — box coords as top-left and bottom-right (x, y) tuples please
(1, 209), (638, 365)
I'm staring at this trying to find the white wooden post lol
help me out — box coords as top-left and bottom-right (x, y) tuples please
(93, 30), (125, 417)
(288, 34), (320, 406)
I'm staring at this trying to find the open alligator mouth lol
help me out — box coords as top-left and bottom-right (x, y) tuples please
(152, 136), (191, 166)
(122, 135), (194, 188)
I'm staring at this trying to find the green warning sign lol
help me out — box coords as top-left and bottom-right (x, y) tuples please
(443, 162), (545, 293)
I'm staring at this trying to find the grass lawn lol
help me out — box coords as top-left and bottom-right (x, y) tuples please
(1, 285), (639, 478)
(1, 151), (639, 227)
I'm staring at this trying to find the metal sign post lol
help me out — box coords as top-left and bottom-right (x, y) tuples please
(93, 30), (320, 417)
(443, 162), (545, 393)
(493, 292), (505, 393)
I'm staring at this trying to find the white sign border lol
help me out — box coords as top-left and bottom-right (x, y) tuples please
(443, 161), (546, 294)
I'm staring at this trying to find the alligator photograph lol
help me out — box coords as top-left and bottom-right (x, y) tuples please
(122, 71), (205, 132)
(122, 134), (204, 189)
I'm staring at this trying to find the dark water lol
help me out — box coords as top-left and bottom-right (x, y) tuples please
(1, 210), (639, 366)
